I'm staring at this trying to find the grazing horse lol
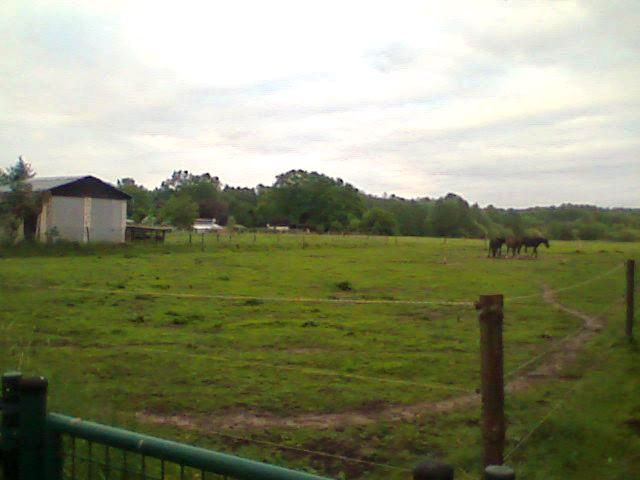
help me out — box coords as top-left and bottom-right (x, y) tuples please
(522, 237), (550, 257)
(505, 236), (523, 256)
(488, 237), (506, 258)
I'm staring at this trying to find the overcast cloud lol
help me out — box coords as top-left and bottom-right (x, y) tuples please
(1, 0), (638, 207)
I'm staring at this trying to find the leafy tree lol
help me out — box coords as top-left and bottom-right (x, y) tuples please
(364, 195), (432, 236)
(0, 157), (38, 242)
(360, 208), (398, 235)
(3, 156), (35, 183)
(502, 209), (525, 236)
(263, 170), (363, 231)
(575, 220), (606, 240)
(347, 215), (361, 233)
(117, 178), (152, 223)
(157, 171), (228, 222)
(159, 194), (198, 230)
(223, 187), (258, 227)
(425, 193), (478, 237)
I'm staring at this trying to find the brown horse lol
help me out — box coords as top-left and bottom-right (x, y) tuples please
(522, 236), (550, 257)
(505, 236), (523, 256)
(488, 237), (506, 258)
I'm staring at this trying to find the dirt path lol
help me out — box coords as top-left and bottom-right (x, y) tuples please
(138, 289), (607, 432)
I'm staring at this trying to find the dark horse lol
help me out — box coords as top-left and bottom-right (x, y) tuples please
(505, 236), (523, 256)
(522, 237), (550, 257)
(488, 237), (506, 258)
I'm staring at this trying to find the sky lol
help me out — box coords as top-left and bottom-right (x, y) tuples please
(1, 0), (638, 208)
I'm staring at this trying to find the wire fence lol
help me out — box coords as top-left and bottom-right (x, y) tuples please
(131, 261), (626, 473)
(45, 285), (475, 307)
(505, 294), (623, 380)
(1, 260), (631, 479)
(503, 296), (622, 462)
(1, 261), (626, 404)
(60, 437), (214, 480)
(202, 430), (412, 474)
(5, 260), (624, 309)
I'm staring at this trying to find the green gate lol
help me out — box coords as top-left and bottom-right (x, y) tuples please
(1, 372), (515, 480)
(0, 372), (333, 480)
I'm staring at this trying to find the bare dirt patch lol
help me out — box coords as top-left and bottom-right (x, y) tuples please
(137, 289), (608, 432)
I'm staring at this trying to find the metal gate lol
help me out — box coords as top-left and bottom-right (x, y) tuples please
(0, 372), (332, 480)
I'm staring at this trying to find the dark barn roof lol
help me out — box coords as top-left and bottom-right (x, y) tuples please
(0, 176), (130, 200)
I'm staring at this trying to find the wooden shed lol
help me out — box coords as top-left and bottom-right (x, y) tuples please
(0, 176), (131, 243)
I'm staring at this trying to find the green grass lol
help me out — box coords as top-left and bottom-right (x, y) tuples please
(0, 234), (638, 479)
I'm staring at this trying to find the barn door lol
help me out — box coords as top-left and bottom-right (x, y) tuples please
(23, 213), (38, 240)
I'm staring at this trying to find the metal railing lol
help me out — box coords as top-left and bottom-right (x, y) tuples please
(0, 371), (519, 480)
(0, 372), (333, 480)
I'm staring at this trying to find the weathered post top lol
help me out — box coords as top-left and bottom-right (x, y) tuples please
(18, 376), (48, 394)
(485, 464), (515, 479)
(475, 294), (504, 310)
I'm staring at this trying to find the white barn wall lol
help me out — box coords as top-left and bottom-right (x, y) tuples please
(44, 196), (127, 243)
(48, 196), (85, 242)
(90, 198), (126, 242)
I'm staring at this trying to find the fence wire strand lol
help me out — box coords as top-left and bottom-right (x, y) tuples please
(504, 378), (583, 462)
(133, 346), (471, 393)
(504, 294), (622, 461)
(506, 294), (623, 380)
(206, 430), (412, 473)
(2, 260), (630, 480)
(506, 262), (624, 304)
(47, 285), (474, 307)
(6, 261), (624, 311)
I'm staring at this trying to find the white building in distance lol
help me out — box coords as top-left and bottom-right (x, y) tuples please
(0, 176), (131, 243)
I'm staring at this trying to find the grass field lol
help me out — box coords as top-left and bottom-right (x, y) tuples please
(0, 234), (639, 479)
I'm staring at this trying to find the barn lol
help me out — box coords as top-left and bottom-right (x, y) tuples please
(0, 176), (131, 243)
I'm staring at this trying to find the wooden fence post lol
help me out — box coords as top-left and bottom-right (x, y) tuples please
(627, 259), (635, 340)
(476, 294), (505, 467)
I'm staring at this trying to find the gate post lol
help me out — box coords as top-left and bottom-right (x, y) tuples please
(626, 259), (635, 341)
(17, 376), (51, 480)
(1, 371), (22, 479)
(476, 294), (506, 467)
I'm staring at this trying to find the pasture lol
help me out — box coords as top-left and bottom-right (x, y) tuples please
(0, 234), (638, 479)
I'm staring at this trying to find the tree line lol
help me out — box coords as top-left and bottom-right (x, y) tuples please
(118, 168), (640, 241)
(2, 158), (639, 242)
